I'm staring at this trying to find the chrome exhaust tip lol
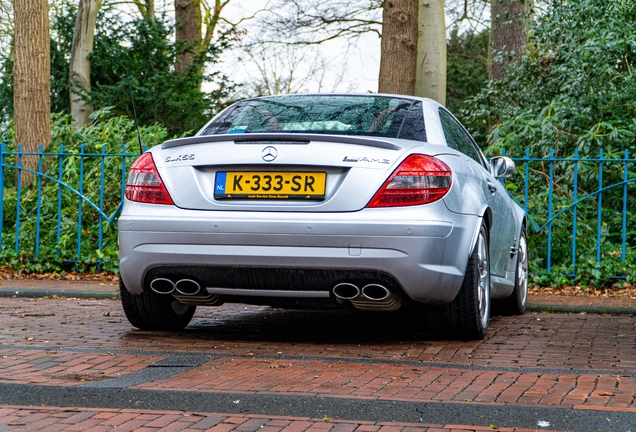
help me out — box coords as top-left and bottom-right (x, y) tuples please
(352, 284), (402, 312)
(150, 278), (175, 295)
(174, 279), (201, 296)
(332, 283), (361, 300)
(361, 284), (391, 301)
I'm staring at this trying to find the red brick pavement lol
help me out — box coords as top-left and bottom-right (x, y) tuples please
(2, 297), (635, 371)
(1, 293), (635, 431)
(0, 405), (556, 432)
(1, 298), (636, 414)
(130, 357), (636, 411)
(0, 349), (165, 385)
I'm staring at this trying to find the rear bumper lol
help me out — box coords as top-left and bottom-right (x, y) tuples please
(118, 201), (479, 305)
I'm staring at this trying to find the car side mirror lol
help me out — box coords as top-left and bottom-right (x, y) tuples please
(490, 156), (515, 179)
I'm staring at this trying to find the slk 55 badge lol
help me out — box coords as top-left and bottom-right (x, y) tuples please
(343, 156), (391, 164)
(165, 154), (195, 163)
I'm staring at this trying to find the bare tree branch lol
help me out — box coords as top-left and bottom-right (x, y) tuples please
(250, 0), (382, 48)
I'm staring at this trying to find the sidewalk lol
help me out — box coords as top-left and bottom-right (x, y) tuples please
(0, 278), (119, 299)
(1, 278), (635, 315)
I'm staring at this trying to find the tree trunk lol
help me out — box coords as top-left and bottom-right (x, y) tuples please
(13, 0), (51, 186)
(378, 0), (418, 95)
(69, 0), (102, 130)
(490, 0), (530, 80)
(415, 0), (446, 105)
(135, 0), (156, 21)
(175, 0), (202, 74)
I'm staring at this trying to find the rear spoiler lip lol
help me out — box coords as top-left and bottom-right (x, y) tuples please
(161, 133), (402, 151)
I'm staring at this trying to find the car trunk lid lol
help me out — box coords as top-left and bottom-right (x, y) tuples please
(153, 134), (413, 212)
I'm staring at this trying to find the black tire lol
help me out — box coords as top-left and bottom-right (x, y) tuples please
(493, 228), (528, 315)
(428, 222), (491, 340)
(120, 278), (196, 330)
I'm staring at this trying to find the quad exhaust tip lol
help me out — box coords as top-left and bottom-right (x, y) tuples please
(361, 284), (391, 301)
(150, 278), (202, 296)
(332, 282), (361, 300)
(332, 282), (392, 301)
(333, 282), (402, 312)
(174, 279), (201, 295)
(150, 278), (175, 295)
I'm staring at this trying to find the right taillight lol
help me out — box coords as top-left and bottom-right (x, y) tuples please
(125, 153), (174, 205)
(367, 154), (452, 207)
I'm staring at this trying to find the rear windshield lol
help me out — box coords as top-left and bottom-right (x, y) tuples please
(200, 95), (427, 142)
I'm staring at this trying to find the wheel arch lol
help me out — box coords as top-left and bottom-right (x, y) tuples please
(468, 205), (492, 262)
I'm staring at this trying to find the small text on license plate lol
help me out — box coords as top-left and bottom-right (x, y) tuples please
(215, 171), (327, 200)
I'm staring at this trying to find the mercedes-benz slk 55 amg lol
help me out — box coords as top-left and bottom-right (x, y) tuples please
(118, 94), (528, 340)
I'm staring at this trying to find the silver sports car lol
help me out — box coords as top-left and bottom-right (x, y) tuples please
(118, 94), (528, 340)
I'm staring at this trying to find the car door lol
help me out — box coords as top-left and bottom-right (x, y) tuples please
(438, 109), (515, 277)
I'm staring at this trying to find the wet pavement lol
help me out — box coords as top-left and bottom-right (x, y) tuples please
(0, 281), (635, 431)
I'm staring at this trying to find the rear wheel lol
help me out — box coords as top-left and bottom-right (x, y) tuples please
(494, 229), (528, 315)
(428, 222), (491, 340)
(120, 278), (196, 330)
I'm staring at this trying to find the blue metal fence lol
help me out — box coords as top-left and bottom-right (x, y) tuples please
(0, 144), (634, 279)
(0, 143), (138, 270)
(503, 148), (634, 281)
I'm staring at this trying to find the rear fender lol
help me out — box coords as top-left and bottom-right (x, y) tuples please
(466, 206), (515, 299)
(467, 204), (490, 262)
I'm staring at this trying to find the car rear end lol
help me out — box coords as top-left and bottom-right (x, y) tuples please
(118, 95), (481, 312)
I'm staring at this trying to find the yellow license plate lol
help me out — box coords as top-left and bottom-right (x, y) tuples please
(215, 171), (327, 200)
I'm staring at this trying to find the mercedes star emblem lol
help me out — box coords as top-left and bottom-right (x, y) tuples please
(261, 146), (278, 162)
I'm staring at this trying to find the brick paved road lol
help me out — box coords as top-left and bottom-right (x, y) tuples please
(1, 297), (635, 431)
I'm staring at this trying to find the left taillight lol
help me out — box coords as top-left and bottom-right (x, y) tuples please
(125, 153), (174, 205)
(367, 154), (452, 208)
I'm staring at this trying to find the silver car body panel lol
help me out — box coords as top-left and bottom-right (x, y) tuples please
(119, 201), (478, 305)
(119, 94), (525, 307)
(163, 133), (402, 151)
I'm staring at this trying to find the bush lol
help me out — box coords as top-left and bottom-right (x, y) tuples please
(464, 0), (636, 285)
(0, 109), (169, 274)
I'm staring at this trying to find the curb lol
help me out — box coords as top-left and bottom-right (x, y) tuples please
(2, 287), (636, 316)
(0, 288), (119, 300)
(527, 303), (636, 316)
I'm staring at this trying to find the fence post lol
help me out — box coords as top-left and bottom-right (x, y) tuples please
(56, 145), (64, 256)
(547, 148), (554, 274)
(15, 144), (22, 253)
(524, 148), (529, 216)
(0, 143), (4, 249)
(35, 143), (43, 258)
(98, 145), (106, 270)
(623, 149), (629, 262)
(571, 149), (579, 276)
(76, 145), (85, 266)
(121, 145), (127, 201)
(597, 149), (603, 265)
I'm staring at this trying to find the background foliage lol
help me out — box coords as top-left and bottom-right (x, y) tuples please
(0, 1), (238, 137)
(1, 109), (167, 274)
(464, 0), (636, 286)
(0, 0), (634, 285)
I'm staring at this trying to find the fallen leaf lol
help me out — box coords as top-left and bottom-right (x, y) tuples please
(392, 376), (410, 382)
(598, 392), (614, 397)
(25, 337), (34, 341)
